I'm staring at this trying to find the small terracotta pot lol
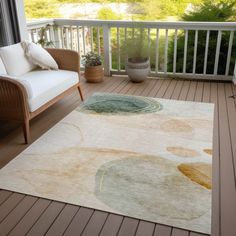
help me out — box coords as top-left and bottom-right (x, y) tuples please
(84, 65), (104, 83)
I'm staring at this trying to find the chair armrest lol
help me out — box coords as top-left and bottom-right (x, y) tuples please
(46, 48), (80, 73)
(0, 76), (29, 121)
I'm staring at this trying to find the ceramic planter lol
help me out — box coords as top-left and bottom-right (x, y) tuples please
(126, 57), (150, 82)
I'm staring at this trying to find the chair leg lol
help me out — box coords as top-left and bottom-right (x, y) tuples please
(78, 85), (84, 101)
(23, 119), (30, 144)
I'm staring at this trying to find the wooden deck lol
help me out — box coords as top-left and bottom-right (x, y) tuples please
(0, 76), (236, 236)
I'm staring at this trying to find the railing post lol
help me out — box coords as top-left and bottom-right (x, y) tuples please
(102, 24), (111, 76)
(233, 61), (236, 85)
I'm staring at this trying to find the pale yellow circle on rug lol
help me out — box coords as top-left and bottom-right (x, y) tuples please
(160, 119), (193, 133)
(204, 149), (212, 156)
(178, 162), (212, 189)
(167, 146), (200, 157)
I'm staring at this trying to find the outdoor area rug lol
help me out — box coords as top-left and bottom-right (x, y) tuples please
(0, 93), (214, 234)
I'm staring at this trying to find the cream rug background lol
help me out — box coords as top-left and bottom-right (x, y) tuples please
(0, 93), (214, 234)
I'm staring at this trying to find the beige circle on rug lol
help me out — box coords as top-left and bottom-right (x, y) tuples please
(167, 146), (200, 157)
(204, 149), (212, 156)
(160, 119), (193, 133)
(178, 162), (212, 189)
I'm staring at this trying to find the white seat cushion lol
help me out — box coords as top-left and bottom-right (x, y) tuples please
(0, 43), (36, 76)
(18, 69), (79, 112)
(0, 57), (7, 74)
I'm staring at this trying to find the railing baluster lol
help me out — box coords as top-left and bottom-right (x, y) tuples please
(77, 26), (80, 53)
(103, 24), (111, 76)
(117, 27), (121, 72)
(203, 30), (210, 75)
(193, 30), (198, 74)
(214, 30), (222, 75)
(155, 28), (159, 74)
(132, 27), (134, 39)
(173, 29), (178, 74)
(148, 28), (151, 60)
(124, 27), (128, 64)
(97, 27), (101, 56)
(30, 30), (35, 43)
(164, 29), (169, 74)
(36, 29), (40, 43)
(54, 26), (61, 48)
(65, 27), (69, 49)
(49, 25), (55, 46)
(70, 27), (73, 50)
(124, 27), (127, 42)
(60, 26), (65, 49)
(225, 30), (234, 76)
(90, 27), (93, 52)
(82, 26), (86, 55)
(183, 29), (188, 74)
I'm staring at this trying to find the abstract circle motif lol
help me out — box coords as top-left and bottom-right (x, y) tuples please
(204, 149), (212, 156)
(167, 146), (200, 158)
(178, 163), (212, 189)
(79, 93), (162, 115)
(160, 119), (193, 133)
(95, 156), (211, 221)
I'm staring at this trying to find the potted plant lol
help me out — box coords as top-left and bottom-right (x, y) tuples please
(124, 28), (150, 83)
(82, 52), (103, 83)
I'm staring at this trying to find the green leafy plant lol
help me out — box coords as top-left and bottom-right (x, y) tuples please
(168, 0), (236, 75)
(36, 24), (54, 47)
(82, 52), (102, 67)
(121, 27), (149, 62)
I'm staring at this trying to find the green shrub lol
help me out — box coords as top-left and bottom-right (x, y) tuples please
(97, 7), (123, 20)
(24, 0), (61, 19)
(168, 0), (236, 75)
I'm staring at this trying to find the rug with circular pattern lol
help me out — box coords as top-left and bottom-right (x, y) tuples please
(0, 93), (214, 234)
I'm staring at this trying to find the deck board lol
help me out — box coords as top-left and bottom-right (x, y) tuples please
(8, 199), (51, 236)
(117, 217), (139, 236)
(45, 204), (79, 236)
(63, 207), (94, 236)
(0, 196), (37, 235)
(99, 214), (124, 236)
(217, 83), (236, 236)
(0, 76), (236, 236)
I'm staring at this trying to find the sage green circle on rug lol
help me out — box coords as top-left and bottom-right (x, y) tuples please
(80, 93), (162, 114)
(95, 156), (211, 221)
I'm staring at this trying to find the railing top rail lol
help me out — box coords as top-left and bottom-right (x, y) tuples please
(27, 19), (236, 31)
(27, 19), (54, 30)
(53, 19), (236, 30)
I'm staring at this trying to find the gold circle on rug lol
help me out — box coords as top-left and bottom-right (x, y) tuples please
(178, 163), (212, 189)
(167, 146), (199, 157)
(204, 149), (212, 156)
(160, 119), (193, 133)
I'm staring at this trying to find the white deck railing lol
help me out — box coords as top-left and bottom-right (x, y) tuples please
(27, 19), (236, 81)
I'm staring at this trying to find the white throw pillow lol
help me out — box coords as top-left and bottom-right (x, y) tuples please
(21, 41), (58, 70)
(0, 43), (36, 76)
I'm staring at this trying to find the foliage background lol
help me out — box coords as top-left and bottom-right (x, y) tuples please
(25, 0), (236, 75)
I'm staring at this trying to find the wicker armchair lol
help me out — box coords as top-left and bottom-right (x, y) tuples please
(0, 48), (83, 144)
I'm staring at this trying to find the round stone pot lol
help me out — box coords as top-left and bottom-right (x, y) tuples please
(84, 65), (104, 83)
(126, 57), (150, 83)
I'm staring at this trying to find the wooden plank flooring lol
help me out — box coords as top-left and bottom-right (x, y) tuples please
(0, 76), (236, 236)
